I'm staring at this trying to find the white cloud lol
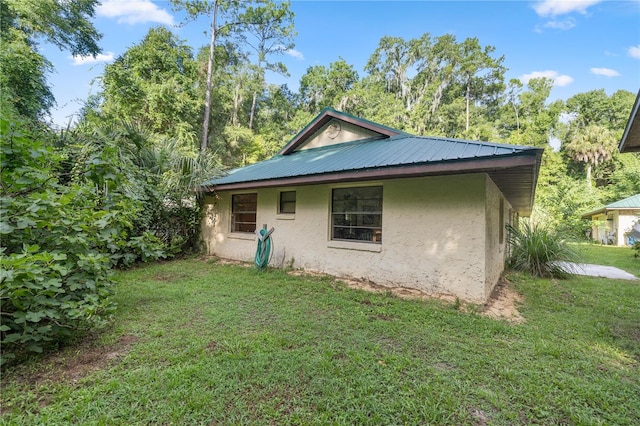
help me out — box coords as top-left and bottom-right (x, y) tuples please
(533, 0), (602, 17)
(629, 45), (640, 59)
(70, 52), (115, 65)
(97, 0), (174, 25)
(542, 18), (576, 30)
(286, 49), (304, 61)
(590, 67), (620, 77)
(519, 70), (574, 87)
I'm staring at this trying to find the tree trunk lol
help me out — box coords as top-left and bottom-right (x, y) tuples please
(200, 2), (219, 153)
(465, 81), (470, 133)
(232, 83), (241, 126)
(586, 163), (592, 187)
(249, 91), (257, 130)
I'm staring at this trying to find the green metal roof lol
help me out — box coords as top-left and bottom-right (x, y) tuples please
(202, 110), (543, 215)
(607, 193), (640, 209)
(205, 135), (537, 186)
(582, 193), (640, 218)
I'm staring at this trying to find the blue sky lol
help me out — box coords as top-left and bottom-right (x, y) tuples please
(41, 0), (640, 128)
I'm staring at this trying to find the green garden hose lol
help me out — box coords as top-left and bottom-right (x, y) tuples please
(255, 227), (274, 269)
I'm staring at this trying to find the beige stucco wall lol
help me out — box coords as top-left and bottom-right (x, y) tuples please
(299, 119), (380, 150)
(484, 176), (511, 298)
(617, 210), (640, 246)
(201, 173), (508, 303)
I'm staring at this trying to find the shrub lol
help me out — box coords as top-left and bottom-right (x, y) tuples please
(0, 115), (162, 364)
(506, 222), (579, 278)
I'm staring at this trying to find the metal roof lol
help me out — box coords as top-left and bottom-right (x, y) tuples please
(582, 193), (640, 218)
(202, 108), (544, 216)
(619, 89), (640, 153)
(206, 135), (535, 185)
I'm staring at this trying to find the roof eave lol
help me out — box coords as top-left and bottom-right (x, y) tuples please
(619, 89), (640, 153)
(204, 151), (542, 216)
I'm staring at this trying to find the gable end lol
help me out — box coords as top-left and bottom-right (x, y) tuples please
(279, 108), (404, 155)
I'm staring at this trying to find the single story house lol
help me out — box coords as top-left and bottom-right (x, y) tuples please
(200, 108), (543, 303)
(582, 194), (640, 246)
(618, 89), (639, 153)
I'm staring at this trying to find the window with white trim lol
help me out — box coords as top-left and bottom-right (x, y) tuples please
(331, 186), (382, 243)
(231, 193), (257, 233)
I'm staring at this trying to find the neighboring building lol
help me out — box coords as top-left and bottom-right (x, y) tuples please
(582, 194), (640, 246)
(619, 89), (639, 153)
(201, 109), (543, 303)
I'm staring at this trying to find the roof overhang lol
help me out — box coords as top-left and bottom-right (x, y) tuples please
(204, 151), (543, 216)
(582, 207), (640, 219)
(619, 89), (640, 153)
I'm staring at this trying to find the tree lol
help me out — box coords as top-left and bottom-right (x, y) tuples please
(564, 124), (618, 187)
(241, 0), (295, 129)
(0, 0), (102, 120)
(99, 27), (200, 145)
(501, 77), (563, 147)
(456, 37), (505, 134)
(172, 0), (294, 153)
(299, 59), (359, 113)
(365, 36), (415, 109)
(0, 28), (54, 120)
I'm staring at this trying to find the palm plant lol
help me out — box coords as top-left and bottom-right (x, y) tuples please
(506, 221), (580, 278)
(564, 124), (617, 188)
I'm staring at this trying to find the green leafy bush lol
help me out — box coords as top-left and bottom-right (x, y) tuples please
(633, 242), (640, 259)
(506, 222), (579, 278)
(0, 114), (163, 364)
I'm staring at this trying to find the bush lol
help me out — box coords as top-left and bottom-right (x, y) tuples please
(0, 115), (163, 364)
(506, 222), (579, 278)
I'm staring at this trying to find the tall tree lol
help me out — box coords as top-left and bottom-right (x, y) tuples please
(456, 37), (505, 133)
(99, 27), (200, 144)
(172, 0), (294, 153)
(501, 77), (562, 147)
(0, 0), (102, 120)
(299, 59), (359, 113)
(365, 36), (415, 109)
(564, 124), (617, 187)
(241, 0), (295, 129)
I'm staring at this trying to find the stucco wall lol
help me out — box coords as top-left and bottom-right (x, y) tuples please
(202, 173), (505, 303)
(484, 176), (511, 299)
(618, 210), (640, 246)
(587, 210), (639, 246)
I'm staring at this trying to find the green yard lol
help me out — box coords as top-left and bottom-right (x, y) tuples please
(571, 242), (640, 277)
(1, 248), (639, 425)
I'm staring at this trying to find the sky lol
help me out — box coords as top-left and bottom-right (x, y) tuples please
(40, 0), (640, 128)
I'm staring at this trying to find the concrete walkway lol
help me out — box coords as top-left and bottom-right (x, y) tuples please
(557, 261), (638, 281)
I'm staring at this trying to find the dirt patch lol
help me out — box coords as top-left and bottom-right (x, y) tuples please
(481, 278), (525, 323)
(289, 269), (453, 302)
(202, 256), (252, 268)
(12, 334), (139, 387)
(289, 269), (524, 323)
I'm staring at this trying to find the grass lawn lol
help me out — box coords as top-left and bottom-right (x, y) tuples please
(571, 242), (640, 277)
(1, 251), (639, 425)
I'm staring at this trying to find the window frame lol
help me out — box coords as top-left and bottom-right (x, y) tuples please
(278, 190), (296, 214)
(330, 185), (383, 244)
(231, 193), (257, 233)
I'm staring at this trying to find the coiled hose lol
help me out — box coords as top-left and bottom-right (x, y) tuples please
(255, 227), (274, 269)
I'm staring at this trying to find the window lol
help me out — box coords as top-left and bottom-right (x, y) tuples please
(231, 193), (257, 233)
(279, 191), (296, 214)
(331, 186), (382, 243)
